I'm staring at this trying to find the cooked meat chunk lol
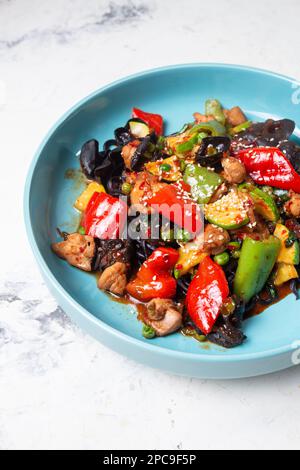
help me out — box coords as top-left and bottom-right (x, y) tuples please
(145, 299), (182, 336)
(203, 224), (230, 255)
(98, 262), (127, 296)
(52, 233), (95, 271)
(121, 140), (140, 169)
(210, 182), (228, 203)
(93, 239), (133, 272)
(224, 106), (247, 127)
(130, 171), (167, 214)
(222, 156), (246, 184)
(285, 191), (300, 218)
(193, 112), (215, 123)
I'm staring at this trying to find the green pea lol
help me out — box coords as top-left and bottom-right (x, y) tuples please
(142, 324), (156, 339)
(175, 228), (191, 243)
(78, 226), (86, 235)
(214, 251), (230, 266)
(232, 250), (241, 259)
(160, 163), (172, 172)
(121, 182), (132, 195)
(227, 241), (241, 251)
(161, 227), (174, 242)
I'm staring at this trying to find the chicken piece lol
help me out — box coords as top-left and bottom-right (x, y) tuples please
(121, 140), (140, 169)
(222, 156), (246, 184)
(224, 106), (247, 127)
(98, 262), (128, 296)
(145, 299), (183, 336)
(130, 171), (167, 214)
(52, 233), (95, 271)
(203, 224), (230, 255)
(193, 112), (215, 123)
(285, 191), (300, 218)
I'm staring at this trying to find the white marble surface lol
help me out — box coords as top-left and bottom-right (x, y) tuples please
(1, 0), (300, 450)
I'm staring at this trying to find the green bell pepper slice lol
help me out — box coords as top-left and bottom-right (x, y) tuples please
(175, 133), (200, 154)
(183, 163), (224, 204)
(234, 236), (281, 303)
(229, 120), (252, 135)
(188, 120), (226, 137)
(175, 120), (226, 155)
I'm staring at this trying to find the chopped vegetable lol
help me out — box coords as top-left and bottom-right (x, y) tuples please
(148, 181), (203, 235)
(214, 252), (230, 266)
(74, 181), (106, 211)
(142, 324), (156, 339)
(248, 186), (279, 222)
(128, 119), (150, 138)
(174, 242), (207, 278)
(229, 120), (252, 135)
(189, 120), (226, 137)
(274, 263), (299, 286)
(186, 257), (229, 335)
(204, 190), (251, 230)
(145, 155), (181, 182)
(205, 99), (225, 125)
(82, 191), (127, 239)
(234, 236), (281, 303)
(121, 182), (132, 195)
(237, 147), (300, 193)
(183, 163), (224, 204)
(274, 223), (300, 265)
(126, 247), (178, 302)
(132, 107), (163, 135)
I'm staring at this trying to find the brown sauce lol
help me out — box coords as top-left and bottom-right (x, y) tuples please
(245, 283), (292, 318)
(105, 280), (294, 348)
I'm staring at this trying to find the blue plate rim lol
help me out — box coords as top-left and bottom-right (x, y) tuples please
(24, 62), (299, 363)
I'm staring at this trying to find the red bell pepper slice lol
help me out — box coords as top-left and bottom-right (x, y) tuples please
(186, 256), (229, 335)
(141, 247), (179, 273)
(132, 107), (163, 136)
(148, 181), (203, 236)
(237, 147), (300, 192)
(126, 274), (177, 302)
(126, 247), (179, 302)
(82, 192), (127, 239)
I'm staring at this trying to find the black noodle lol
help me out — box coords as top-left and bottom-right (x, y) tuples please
(134, 239), (164, 266)
(223, 258), (238, 292)
(176, 274), (191, 300)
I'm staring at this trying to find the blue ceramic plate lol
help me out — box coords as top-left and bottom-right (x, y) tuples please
(24, 64), (300, 379)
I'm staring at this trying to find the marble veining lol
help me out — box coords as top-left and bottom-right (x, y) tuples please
(0, 1), (152, 50)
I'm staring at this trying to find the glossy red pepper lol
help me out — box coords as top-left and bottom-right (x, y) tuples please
(148, 181), (203, 235)
(237, 147), (300, 192)
(132, 107), (163, 136)
(126, 247), (179, 302)
(82, 192), (127, 239)
(186, 257), (229, 335)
